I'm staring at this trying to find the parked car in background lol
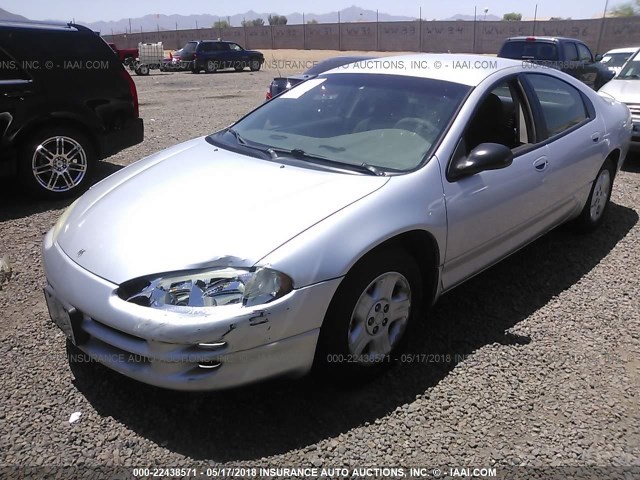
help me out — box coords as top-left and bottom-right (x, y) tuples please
(599, 47), (639, 76)
(178, 40), (264, 74)
(599, 48), (640, 150)
(498, 36), (614, 90)
(0, 20), (143, 198)
(266, 56), (374, 100)
(107, 42), (138, 66)
(160, 48), (190, 72)
(43, 54), (630, 391)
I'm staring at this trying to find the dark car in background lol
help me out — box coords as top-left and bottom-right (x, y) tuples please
(266, 56), (374, 100)
(498, 36), (614, 90)
(179, 40), (264, 74)
(0, 20), (143, 198)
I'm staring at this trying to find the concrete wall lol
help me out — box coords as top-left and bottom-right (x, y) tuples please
(104, 16), (640, 55)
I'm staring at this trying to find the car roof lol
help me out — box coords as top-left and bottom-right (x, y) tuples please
(324, 53), (523, 87)
(603, 47), (640, 54)
(0, 19), (90, 33)
(504, 36), (584, 43)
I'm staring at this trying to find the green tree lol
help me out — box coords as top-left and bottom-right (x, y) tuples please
(213, 20), (229, 28)
(268, 14), (288, 25)
(502, 12), (522, 21)
(549, 17), (571, 20)
(242, 18), (265, 27)
(307, 19), (319, 24)
(609, 0), (640, 16)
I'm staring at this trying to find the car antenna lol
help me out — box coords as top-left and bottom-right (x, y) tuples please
(272, 52), (282, 78)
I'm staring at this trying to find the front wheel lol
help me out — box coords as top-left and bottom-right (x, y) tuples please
(249, 59), (261, 72)
(18, 126), (95, 199)
(572, 158), (615, 232)
(315, 249), (422, 381)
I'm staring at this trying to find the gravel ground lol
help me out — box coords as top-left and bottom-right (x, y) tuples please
(1, 50), (639, 478)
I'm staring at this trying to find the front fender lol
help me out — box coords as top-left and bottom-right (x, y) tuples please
(258, 158), (448, 288)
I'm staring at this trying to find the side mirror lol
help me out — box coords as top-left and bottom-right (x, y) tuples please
(449, 143), (514, 180)
(595, 54), (603, 62)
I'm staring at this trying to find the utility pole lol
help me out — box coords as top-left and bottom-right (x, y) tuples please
(596, 0), (610, 54)
(533, 4), (538, 35)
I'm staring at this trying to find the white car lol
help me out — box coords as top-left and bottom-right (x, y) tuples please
(599, 47), (639, 76)
(600, 48), (640, 149)
(43, 54), (631, 391)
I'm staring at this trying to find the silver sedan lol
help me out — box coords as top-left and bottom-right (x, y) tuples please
(42, 54), (631, 390)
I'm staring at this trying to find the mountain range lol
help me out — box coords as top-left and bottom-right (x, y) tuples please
(0, 6), (508, 34)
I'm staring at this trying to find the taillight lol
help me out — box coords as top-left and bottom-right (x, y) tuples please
(120, 69), (139, 118)
(526, 37), (536, 41)
(266, 86), (272, 100)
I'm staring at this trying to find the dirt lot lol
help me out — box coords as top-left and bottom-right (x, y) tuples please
(1, 50), (639, 476)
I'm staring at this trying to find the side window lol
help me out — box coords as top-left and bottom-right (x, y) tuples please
(526, 74), (589, 137)
(0, 48), (29, 81)
(217, 43), (230, 51)
(229, 43), (242, 51)
(577, 43), (593, 62)
(563, 42), (579, 61)
(199, 43), (212, 52)
(463, 80), (533, 155)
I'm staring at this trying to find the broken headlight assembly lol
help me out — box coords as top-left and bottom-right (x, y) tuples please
(118, 267), (293, 309)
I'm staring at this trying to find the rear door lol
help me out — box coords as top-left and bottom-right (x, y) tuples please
(522, 72), (606, 222)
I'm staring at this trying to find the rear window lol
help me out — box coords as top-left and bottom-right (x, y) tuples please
(181, 42), (197, 54)
(500, 41), (558, 61)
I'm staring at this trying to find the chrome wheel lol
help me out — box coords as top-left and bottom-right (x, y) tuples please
(589, 169), (611, 222)
(347, 271), (411, 364)
(31, 136), (87, 192)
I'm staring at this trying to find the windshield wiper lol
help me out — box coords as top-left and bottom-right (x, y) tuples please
(267, 147), (386, 176)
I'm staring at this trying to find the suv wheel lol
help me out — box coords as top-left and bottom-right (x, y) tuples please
(205, 60), (218, 73)
(18, 127), (94, 199)
(249, 59), (261, 72)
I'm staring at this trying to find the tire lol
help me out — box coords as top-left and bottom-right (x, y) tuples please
(138, 64), (150, 76)
(205, 60), (218, 73)
(18, 126), (95, 199)
(249, 59), (261, 72)
(572, 158), (615, 233)
(315, 249), (423, 381)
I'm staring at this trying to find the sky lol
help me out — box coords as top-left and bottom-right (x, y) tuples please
(0, 0), (631, 23)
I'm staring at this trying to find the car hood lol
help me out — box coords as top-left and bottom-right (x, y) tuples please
(599, 78), (640, 103)
(56, 137), (388, 284)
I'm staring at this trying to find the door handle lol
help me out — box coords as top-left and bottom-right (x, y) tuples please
(533, 157), (548, 172)
(591, 132), (601, 143)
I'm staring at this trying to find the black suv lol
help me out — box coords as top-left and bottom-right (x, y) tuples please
(181, 40), (264, 74)
(498, 36), (614, 90)
(0, 21), (144, 198)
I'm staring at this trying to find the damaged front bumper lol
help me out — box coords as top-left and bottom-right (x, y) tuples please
(42, 230), (341, 391)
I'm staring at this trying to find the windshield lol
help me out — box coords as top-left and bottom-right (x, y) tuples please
(212, 73), (469, 172)
(618, 50), (640, 79)
(601, 52), (634, 68)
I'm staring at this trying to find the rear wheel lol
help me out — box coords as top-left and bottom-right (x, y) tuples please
(18, 126), (95, 199)
(316, 249), (422, 381)
(572, 158), (615, 232)
(205, 60), (218, 73)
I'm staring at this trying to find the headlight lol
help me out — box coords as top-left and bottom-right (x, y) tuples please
(118, 267), (293, 309)
(52, 199), (80, 239)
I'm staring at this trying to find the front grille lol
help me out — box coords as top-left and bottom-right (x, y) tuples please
(626, 103), (640, 122)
